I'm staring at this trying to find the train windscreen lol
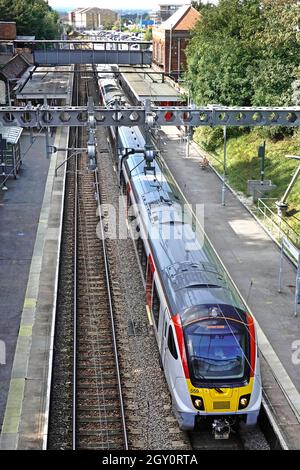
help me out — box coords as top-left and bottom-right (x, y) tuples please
(184, 318), (248, 383)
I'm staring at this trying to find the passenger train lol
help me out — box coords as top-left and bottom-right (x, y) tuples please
(98, 69), (262, 437)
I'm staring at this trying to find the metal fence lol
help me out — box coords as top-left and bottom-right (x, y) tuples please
(256, 198), (300, 248)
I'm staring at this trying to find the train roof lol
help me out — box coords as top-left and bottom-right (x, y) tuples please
(121, 127), (246, 319)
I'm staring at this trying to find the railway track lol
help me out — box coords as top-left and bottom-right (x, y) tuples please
(48, 65), (127, 450)
(72, 65), (128, 450)
(74, 154), (127, 450)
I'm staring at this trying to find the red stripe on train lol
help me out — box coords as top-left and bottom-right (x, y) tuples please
(172, 314), (190, 379)
(247, 314), (256, 377)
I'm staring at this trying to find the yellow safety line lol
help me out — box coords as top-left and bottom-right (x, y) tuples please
(19, 325), (33, 337)
(23, 298), (36, 309)
(1, 379), (25, 434)
(146, 305), (153, 326)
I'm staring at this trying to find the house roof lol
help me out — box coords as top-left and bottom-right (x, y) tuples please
(160, 4), (200, 30)
(0, 54), (30, 81)
(76, 7), (102, 14)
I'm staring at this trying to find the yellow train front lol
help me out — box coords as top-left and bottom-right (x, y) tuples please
(171, 305), (261, 438)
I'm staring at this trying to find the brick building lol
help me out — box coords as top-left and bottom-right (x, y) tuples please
(150, 2), (191, 25)
(0, 21), (16, 40)
(152, 5), (200, 78)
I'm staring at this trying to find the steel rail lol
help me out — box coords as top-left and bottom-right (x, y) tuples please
(93, 165), (129, 450)
(72, 149), (78, 450)
(72, 65), (80, 451)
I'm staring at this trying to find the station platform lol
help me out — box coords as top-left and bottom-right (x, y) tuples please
(156, 126), (300, 449)
(0, 127), (68, 449)
(0, 133), (50, 428)
(118, 66), (182, 104)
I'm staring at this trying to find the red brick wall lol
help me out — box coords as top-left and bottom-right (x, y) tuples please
(0, 22), (16, 40)
(165, 35), (189, 72)
(153, 34), (189, 74)
(152, 7), (200, 75)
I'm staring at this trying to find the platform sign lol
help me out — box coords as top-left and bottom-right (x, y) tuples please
(278, 237), (300, 316)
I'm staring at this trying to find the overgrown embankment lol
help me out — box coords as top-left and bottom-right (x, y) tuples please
(193, 127), (300, 237)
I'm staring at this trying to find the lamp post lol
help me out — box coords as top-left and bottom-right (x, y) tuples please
(221, 126), (227, 206)
(276, 155), (300, 217)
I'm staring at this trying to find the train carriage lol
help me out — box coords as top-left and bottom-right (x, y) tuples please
(98, 72), (262, 437)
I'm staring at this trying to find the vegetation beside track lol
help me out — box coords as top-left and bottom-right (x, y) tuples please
(193, 126), (300, 237)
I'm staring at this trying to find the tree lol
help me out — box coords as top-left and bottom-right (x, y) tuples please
(251, 0), (300, 106)
(186, 0), (262, 106)
(0, 0), (61, 39)
(185, 0), (300, 107)
(143, 27), (152, 41)
(103, 19), (114, 30)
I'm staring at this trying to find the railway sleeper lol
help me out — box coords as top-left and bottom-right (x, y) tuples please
(77, 382), (119, 389)
(77, 429), (124, 436)
(77, 416), (121, 424)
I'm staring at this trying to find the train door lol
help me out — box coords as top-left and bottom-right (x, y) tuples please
(160, 308), (168, 357)
(161, 320), (178, 391)
(158, 306), (167, 354)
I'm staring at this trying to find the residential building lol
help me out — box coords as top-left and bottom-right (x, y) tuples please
(68, 7), (118, 30)
(160, 2), (189, 22)
(150, 1), (191, 24)
(0, 21), (16, 40)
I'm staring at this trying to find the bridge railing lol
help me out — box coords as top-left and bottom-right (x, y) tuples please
(0, 39), (152, 65)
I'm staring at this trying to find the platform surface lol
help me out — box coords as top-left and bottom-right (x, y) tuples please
(0, 128), (68, 449)
(0, 134), (50, 429)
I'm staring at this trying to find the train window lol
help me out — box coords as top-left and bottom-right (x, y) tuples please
(146, 262), (154, 307)
(168, 326), (178, 360)
(152, 283), (160, 328)
(120, 173), (126, 195)
(137, 237), (147, 278)
(127, 185), (132, 210)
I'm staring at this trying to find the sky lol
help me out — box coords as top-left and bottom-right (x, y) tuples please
(48, 0), (214, 12)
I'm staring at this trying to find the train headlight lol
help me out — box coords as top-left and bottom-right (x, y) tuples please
(238, 394), (251, 410)
(191, 395), (205, 411)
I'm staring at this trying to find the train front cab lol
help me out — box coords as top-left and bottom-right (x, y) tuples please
(170, 309), (262, 432)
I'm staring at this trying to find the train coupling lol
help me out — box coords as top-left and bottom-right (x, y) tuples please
(212, 419), (231, 439)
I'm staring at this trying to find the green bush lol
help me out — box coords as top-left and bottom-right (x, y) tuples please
(193, 126), (246, 152)
(193, 126), (224, 152)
